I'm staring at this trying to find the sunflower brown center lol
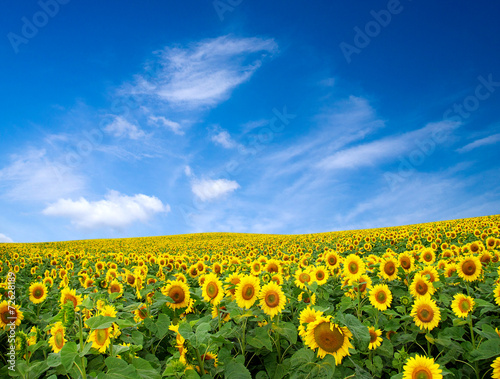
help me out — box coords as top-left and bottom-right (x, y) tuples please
(206, 282), (218, 299)
(127, 275), (135, 285)
(462, 260), (476, 275)
(268, 263), (279, 273)
(299, 273), (311, 283)
(316, 271), (325, 280)
(110, 284), (120, 293)
(413, 367), (432, 379)
(369, 330), (378, 343)
(376, 290), (387, 303)
(328, 256), (337, 265)
(64, 295), (77, 308)
(242, 284), (255, 300)
(459, 299), (470, 312)
(95, 328), (109, 345)
(265, 290), (280, 308)
(417, 305), (434, 323)
(138, 307), (147, 319)
(34, 288), (43, 299)
(423, 253), (432, 262)
(54, 331), (64, 349)
(401, 257), (411, 269)
(169, 285), (185, 303)
(349, 262), (359, 274)
(384, 262), (396, 275)
(314, 322), (345, 353)
(416, 281), (428, 296)
(2, 309), (15, 324)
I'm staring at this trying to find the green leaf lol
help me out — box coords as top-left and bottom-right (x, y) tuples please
(470, 339), (500, 361)
(99, 357), (141, 379)
(60, 341), (78, 371)
(247, 326), (272, 351)
(156, 314), (171, 339)
(144, 317), (157, 334)
(116, 318), (136, 328)
(85, 315), (117, 330)
(47, 353), (62, 368)
(131, 331), (144, 346)
(79, 341), (93, 357)
(27, 361), (49, 379)
(337, 313), (370, 351)
(195, 322), (211, 347)
(178, 322), (195, 341)
(224, 359), (252, 379)
(377, 339), (394, 358)
(184, 369), (201, 379)
(80, 296), (93, 309)
(290, 348), (314, 369)
(131, 357), (161, 379)
(273, 321), (297, 345)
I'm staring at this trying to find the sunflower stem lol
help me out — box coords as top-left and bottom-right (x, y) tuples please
(78, 312), (87, 379)
(356, 283), (362, 320)
(194, 347), (205, 375)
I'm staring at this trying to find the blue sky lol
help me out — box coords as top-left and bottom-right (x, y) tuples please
(1, 0), (500, 242)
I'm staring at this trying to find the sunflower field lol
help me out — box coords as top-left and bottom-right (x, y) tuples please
(1, 215), (500, 379)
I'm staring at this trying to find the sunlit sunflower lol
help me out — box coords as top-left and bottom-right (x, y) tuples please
(457, 255), (482, 282)
(225, 272), (242, 299)
(107, 279), (123, 298)
(202, 273), (224, 306)
(43, 276), (54, 288)
(379, 257), (399, 281)
(368, 327), (383, 350)
(411, 296), (441, 331)
(99, 305), (117, 317)
(304, 315), (353, 364)
(298, 291), (317, 305)
(294, 268), (314, 290)
(419, 267), (439, 283)
(492, 356), (500, 379)
(29, 282), (48, 304)
(369, 284), (393, 311)
(402, 354), (442, 379)
(258, 281), (286, 317)
(235, 275), (261, 309)
(444, 263), (457, 279)
(493, 282), (500, 306)
(133, 304), (148, 323)
(313, 266), (329, 285)
(343, 254), (365, 281)
(59, 287), (82, 309)
(451, 294), (474, 319)
(324, 251), (341, 270)
(162, 280), (191, 310)
(89, 327), (112, 353)
(420, 248), (436, 265)
(298, 306), (323, 337)
(48, 322), (66, 353)
(0, 300), (24, 329)
(265, 259), (281, 274)
(410, 274), (436, 299)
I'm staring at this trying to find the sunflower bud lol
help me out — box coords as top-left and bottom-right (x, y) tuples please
(61, 301), (76, 328)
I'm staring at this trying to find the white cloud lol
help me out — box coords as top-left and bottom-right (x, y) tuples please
(104, 116), (146, 140)
(318, 121), (459, 170)
(128, 35), (278, 108)
(42, 190), (169, 230)
(0, 233), (13, 243)
(0, 149), (85, 202)
(211, 129), (238, 149)
(457, 133), (500, 153)
(148, 116), (184, 135)
(191, 178), (240, 201)
(184, 165), (193, 177)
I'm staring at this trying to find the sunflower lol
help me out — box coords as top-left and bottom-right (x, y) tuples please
(379, 257), (399, 281)
(399, 252), (415, 273)
(304, 315), (353, 364)
(202, 273), (224, 306)
(298, 306), (323, 337)
(48, 322), (66, 353)
(89, 327), (112, 353)
(99, 305), (117, 317)
(250, 261), (262, 276)
(402, 354), (442, 379)
(59, 287), (82, 309)
(493, 282), (500, 306)
(162, 280), (191, 310)
(492, 357), (500, 379)
(420, 248), (436, 265)
(343, 254), (365, 281)
(444, 263), (457, 279)
(294, 268), (313, 290)
(313, 266), (329, 285)
(43, 276), (54, 288)
(369, 284), (393, 311)
(368, 327), (383, 350)
(411, 296), (441, 331)
(265, 259), (281, 274)
(235, 275), (261, 309)
(409, 274), (436, 299)
(225, 272), (242, 298)
(133, 304), (148, 323)
(29, 282), (48, 304)
(0, 300), (24, 329)
(451, 294), (474, 319)
(457, 255), (482, 282)
(259, 281), (286, 317)
(324, 251), (341, 270)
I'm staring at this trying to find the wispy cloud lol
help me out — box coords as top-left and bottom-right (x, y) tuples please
(0, 149), (85, 202)
(148, 115), (184, 135)
(126, 35), (278, 108)
(211, 128), (239, 149)
(104, 116), (146, 140)
(0, 233), (13, 243)
(191, 178), (240, 201)
(457, 133), (500, 153)
(42, 190), (169, 230)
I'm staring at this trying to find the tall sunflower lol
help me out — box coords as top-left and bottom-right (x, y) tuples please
(343, 254), (365, 281)
(379, 257), (399, 281)
(294, 268), (313, 290)
(59, 287), (82, 309)
(369, 284), (393, 311)
(107, 279), (123, 298)
(202, 273), (224, 306)
(29, 282), (48, 304)
(235, 275), (261, 309)
(89, 327), (112, 353)
(48, 322), (66, 353)
(162, 280), (191, 310)
(402, 354), (442, 379)
(0, 300), (24, 329)
(411, 296), (441, 331)
(313, 266), (329, 285)
(225, 272), (242, 299)
(258, 281), (286, 317)
(409, 274), (436, 299)
(457, 255), (482, 282)
(451, 293), (474, 319)
(298, 306), (323, 337)
(304, 315), (353, 364)
(419, 248), (436, 265)
(368, 327), (382, 350)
